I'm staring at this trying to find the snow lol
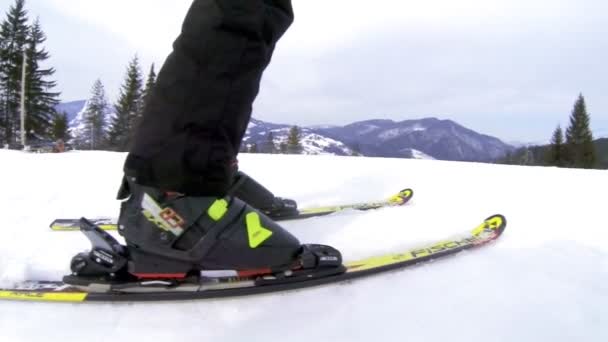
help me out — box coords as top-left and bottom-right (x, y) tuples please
(299, 133), (350, 155)
(1, 150), (608, 342)
(269, 131), (353, 155)
(357, 124), (381, 135)
(410, 149), (435, 160)
(411, 124), (427, 132)
(378, 125), (427, 141)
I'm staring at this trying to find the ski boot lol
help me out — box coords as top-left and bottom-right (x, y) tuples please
(64, 177), (344, 287)
(230, 171), (299, 219)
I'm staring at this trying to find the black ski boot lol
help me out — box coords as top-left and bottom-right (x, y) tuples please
(230, 171), (299, 219)
(65, 177), (343, 284)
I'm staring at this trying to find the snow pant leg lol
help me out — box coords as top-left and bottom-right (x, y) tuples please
(123, 0), (293, 196)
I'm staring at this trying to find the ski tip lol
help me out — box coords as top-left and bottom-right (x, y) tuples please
(473, 214), (507, 239)
(50, 226), (74, 231)
(485, 214), (506, 227)
(390, 188), (414, 206)
(399, 188), (414, 198)
(49, 220), (76, 231)
(49, 219), (118, 231)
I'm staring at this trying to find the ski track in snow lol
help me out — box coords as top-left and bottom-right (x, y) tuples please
(0, 150), (607, 342)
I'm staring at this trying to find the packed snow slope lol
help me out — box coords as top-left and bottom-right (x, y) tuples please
(1, 150), (607, 342)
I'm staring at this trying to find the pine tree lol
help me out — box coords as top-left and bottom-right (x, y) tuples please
(0, 0), (29, 145)
(50, 111), (69, 141)
(565, 94), (596, 168)
(265, 131), (276, 153)
(0, 29), (5, 144)
(520, 148), (534, 166)
(351, 141), (362, 156)
(24, 17), (60, 140)
(279, 142), (288, 154)
(140, 63), (156, 113)
(501, 151), (513, 164)
(287, 125), (303, 154)
(83, 79), (108, 150)
(546, 125), (566, 167)
(249, 143), (258, 153)
(108, 56), (143, 151)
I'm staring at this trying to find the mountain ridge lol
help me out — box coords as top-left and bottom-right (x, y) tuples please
(56, 101), (513, 161)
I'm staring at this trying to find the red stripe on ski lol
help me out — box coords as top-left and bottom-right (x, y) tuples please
(237, 269), (273, 277)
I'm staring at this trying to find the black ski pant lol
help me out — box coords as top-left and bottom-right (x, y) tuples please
(123, 0), (293, 196)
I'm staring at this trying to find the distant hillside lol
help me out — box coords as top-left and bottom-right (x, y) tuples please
(314, 118), (513, 162)
(245, 117), (512, 161)
(56, 101), (512, 161)
(55, 100), (115, 147)
(55, 100), (87, 122)
(243, 119), (357, 156)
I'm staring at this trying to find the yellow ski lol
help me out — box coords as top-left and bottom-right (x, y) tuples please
(49, 188), (414, 231)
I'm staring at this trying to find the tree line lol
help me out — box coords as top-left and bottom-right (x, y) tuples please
(0, 0), (307, 154)
(0, 0), (159, 152)
(501, 93), (604, 169)
(0, 0), (61, 147)
(79, 62), (309, 154)
(74, 58), (156, 151)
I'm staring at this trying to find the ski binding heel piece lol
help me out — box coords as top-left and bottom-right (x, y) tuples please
(69, 218), (128, 277)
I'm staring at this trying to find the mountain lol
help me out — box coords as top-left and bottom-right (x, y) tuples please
(56, 101), (512, 161)
(243, 119), (355, 156)
(314, 118), (513, 162)
(55, 100), (87, 122)
(243, 117), (512, 161)
(68, 100), (115, 137)
(56, 100), (115, 146)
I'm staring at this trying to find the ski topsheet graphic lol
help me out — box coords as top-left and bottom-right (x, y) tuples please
(49, 188), (414, 231)
(1, 214), (506, 303)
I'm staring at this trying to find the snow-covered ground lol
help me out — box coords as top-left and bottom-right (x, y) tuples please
(0, 150), (607, 342)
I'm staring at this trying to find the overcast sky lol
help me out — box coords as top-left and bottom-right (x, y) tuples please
(2, 0), (607, 142)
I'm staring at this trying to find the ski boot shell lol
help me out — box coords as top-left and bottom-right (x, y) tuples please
(117, 176), (303, 272)
(66, 218), (344, 285)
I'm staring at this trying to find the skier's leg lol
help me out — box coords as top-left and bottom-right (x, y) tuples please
(69, 0), (342, 277)
(124, 0), (295, 196)
(124, 0), (297, 219)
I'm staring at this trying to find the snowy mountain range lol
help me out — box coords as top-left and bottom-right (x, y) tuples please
(314, 118), (512, 161)
(244, 118), (357, 156)
(57, 100), (115, 141)
(56, 101), (513, 161)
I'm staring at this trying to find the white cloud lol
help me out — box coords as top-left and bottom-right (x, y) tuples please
(44, 0), (584, 56)
(38, 0), (608, 141)
(46, 0), (190, 57)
